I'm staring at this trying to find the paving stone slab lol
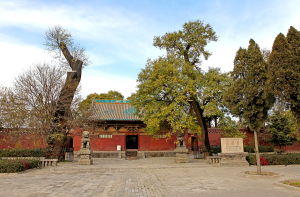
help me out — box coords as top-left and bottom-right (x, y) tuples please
(0, 158), (299, 197)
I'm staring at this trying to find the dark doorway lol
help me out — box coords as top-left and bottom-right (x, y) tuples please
(126, 135), (138, 149)
(65, 136), (74, 152)
(191, 136), (199, 151)
(191, 136), (201, 159)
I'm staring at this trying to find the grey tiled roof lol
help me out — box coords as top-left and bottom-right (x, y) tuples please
(89, 100), (141, 121)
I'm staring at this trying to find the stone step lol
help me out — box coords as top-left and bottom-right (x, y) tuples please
(126, 150), (137, 156)
(221, 161), (249, 167)
(125, 150), (138, 160)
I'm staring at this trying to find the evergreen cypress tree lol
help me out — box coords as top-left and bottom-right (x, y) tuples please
(286, 26), (300, 122)
(269, 27), (300, 125)
(225, 39), (274, 174)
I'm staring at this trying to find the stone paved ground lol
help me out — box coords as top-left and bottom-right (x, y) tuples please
(0, 157), (299, 197)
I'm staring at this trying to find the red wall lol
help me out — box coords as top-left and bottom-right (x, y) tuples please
(275, 142), (300, 152)
(72, 134), (176, 151)
(1, 128), (299, 153)
(139, 135), (176, 151)
(90, 135), (126, 151)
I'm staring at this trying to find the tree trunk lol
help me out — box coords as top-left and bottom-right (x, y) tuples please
(254, 130), (261, 174)
(48, 42), (83, 160)
(214, 117), (218, 127)
(190, 97), (211, 155)
(208, 119), (212, 128)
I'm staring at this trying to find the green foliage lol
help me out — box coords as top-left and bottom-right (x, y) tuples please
(224, 39), (275, 131)
(46, 133), (66, 145)
(244, 146), (274, 153)
(0, 149), (46, 157)
(201, 68), (231, 123)
(210, 145), (221, 154)
(79, 90), (124, 111)
(269, 27), (300, 123)
(219, 116), (245, 138)
(153, 20), (217, 64)
(210, 145), (274, 154)
(268, 111), (298, 146)
(246, 153), (300, 165)
(0, 159), (40, 173)
(132, 56), (201, 134)
(133, 20), (219, 136)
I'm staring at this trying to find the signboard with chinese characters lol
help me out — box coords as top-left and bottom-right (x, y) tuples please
(221, 138), (244, 153)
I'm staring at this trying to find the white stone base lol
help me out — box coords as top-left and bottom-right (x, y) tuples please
(174, 147), (190, 163)
(78, 148), (93, 165)
(218, 152), (249, 167)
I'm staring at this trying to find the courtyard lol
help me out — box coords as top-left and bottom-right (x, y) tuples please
(0, 157), (299, 197)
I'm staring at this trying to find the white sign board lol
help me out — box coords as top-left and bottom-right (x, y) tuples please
(116, 145), (121, 151)
(221, 138), (244, 153)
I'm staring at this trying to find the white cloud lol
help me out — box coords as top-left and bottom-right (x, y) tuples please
(80, 69), (137, 99)
(0, 35), (137, 98)
(0, 0), (157, 66)
(1, 0), (300, 96)
(0, 1), (151, 93)
(0, 38), (52, 87)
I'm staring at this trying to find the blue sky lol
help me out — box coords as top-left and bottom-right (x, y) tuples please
(0, 0), (299, 98)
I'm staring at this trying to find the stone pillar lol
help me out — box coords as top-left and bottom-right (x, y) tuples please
(78, 131), (93, 165)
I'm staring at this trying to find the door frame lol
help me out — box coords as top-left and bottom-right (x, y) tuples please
(125, 135), (139, 150)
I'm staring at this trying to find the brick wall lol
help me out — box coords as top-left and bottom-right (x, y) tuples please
(1, 128), (299, 153)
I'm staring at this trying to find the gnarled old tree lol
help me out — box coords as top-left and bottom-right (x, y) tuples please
(153, 21), (217, 153)
(45, 26), (88, 159)
(132, 21), (217, 154)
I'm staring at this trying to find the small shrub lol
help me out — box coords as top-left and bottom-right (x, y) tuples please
(246, 153), (300, 165)
(0, 159), (40, 173)
(20, 160), (30, 169)
(210, 146), (221, 154)
(0, 149), (46, 157)
(246, 154), (256, 164)
(259, 146), (274, 153)
(0, 160), (24, 173)
(28, 160), (40, 169)
(244, 146), (274, 153)
(260, 156), (269, 165)
(244, 146), (254, 153)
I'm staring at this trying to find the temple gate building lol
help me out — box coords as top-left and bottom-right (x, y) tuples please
(70, 100), (182, 157)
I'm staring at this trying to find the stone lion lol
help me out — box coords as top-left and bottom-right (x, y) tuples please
(81, 131), (90, 149)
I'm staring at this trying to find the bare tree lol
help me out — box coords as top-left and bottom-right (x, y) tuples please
(0, 64), (70, 131)
(13, 64), (65, 133)
(0, 87), (27, 129)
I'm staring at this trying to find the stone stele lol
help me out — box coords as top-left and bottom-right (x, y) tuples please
(219, 138), (248, 166)
(221, 138), (244, 153)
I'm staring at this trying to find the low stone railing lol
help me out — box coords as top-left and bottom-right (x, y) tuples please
(40, 158), (58, 167)
(207, 156), (222, 166)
